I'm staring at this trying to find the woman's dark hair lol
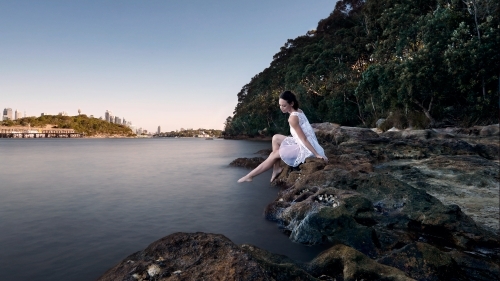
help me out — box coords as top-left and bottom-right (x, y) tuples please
(279, 91), (299, 110)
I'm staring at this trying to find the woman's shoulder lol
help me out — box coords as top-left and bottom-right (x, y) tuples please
(290, 110), (304, 116)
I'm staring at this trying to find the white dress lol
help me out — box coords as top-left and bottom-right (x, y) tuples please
(279, 110), (325, 167)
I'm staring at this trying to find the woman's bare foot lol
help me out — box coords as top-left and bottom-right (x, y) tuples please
(237, 176), (253, 183)
(270, 167), (283, 182)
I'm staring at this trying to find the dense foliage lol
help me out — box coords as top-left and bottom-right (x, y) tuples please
(1, 114), (135, 136)
(226, 0), (499, 136)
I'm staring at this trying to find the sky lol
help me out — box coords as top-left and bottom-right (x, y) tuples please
(1, 0), (337, 132)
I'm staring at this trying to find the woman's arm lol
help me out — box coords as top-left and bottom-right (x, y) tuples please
(289, 115), (327, 160)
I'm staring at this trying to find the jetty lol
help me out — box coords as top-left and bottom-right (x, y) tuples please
(0, 128), (84, 138)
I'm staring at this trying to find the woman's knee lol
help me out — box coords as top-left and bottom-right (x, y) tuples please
(272, 134), (285, 144)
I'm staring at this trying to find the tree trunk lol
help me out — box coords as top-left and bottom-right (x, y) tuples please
(345, 94), (366, 125)
(413, 97), (436, 127)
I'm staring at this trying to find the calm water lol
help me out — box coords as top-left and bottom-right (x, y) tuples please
(0, 138), (328, 281)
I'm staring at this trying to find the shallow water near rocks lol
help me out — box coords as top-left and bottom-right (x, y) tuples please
(0, 138), (329, 281)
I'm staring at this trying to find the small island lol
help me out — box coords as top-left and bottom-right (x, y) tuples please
(0, 114), (135, 138)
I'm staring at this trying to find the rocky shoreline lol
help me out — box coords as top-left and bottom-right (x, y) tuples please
(99, 124), (499, 281)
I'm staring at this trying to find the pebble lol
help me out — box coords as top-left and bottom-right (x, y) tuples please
(147, 264), (161, 277)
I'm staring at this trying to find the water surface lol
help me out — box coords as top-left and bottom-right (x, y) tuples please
(0, 138), (328, 281)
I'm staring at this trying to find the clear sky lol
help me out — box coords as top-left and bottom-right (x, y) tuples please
(1, 0), (336, 132)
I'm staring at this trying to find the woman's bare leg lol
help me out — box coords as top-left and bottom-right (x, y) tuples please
(270, 134), (286, 181)
(272, 134), (286, 152)
(237, 151), (281, 183)
(270, 162), (283, 182)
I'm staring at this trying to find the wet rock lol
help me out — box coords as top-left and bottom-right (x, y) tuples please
(100, 232), (427, 281)
(241, 244), (319, 281)
(298, 157), (328, 175)
(98, 232), (315, 281)
(228, 124), (499, 280)
(447, 249), (500, 281)
(261, 124), (499, 280)
(376, 155), (499, 231)
(377, 242), (463, 281)
(229, 157), (265, 169)
(308, 244), (414, 281)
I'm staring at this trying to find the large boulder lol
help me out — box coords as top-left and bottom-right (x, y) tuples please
(230, 157), (265, 169)
(311, 124), (379, 145)
(98, 232), (417, 281)
(97, 232), (316, 281)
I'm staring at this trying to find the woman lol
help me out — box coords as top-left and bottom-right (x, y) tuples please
(237, 91), (328, 183)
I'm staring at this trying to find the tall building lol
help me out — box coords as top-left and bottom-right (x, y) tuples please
(105, 110), (111, 122)
(122, 118), (126, 125)
(3, 108), (13, 120)
(158, 126), (161, 134)
(115, 116), (121, 124)
(15, 110), (22, 120)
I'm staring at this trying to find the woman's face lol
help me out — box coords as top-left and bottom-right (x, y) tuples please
(279, 98), (294, 113)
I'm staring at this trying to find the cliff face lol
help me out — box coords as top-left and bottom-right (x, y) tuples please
(100, 125), (499, 281)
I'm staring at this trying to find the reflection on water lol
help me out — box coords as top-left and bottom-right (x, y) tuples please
(0, 138), (329, 281)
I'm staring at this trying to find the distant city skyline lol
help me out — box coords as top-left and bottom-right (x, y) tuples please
(1, 0), (336, 132)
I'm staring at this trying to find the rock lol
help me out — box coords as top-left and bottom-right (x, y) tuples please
(298, 157), (328, 175)
(474, 143), (500, 160)
(401, 129), (437, 139)
(447, 249), (500, 281)
(228, 125), (500, 281)
(377, 242), (463, 281)
(311, 122), (341, 132)
(308, 244), (414, 281)
(229, 157), (265, 169)
(254, 149), (272, 156)
(381, 130), (403, 138)
(376, 118), (387, 129)
(263, 146), (499, 280)
(241, 244), (318, 281)
(311, 124), (379, 145)
(335, 126), (380, 143)
(376, 155), (500, 231)
(98, 232), (316, 281)
(479, 124), (499, 137)
(100, 232), (418, 281)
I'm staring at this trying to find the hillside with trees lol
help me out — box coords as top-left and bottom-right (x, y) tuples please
(1, 114), (135, 136)
(225, 0), (499, 136)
